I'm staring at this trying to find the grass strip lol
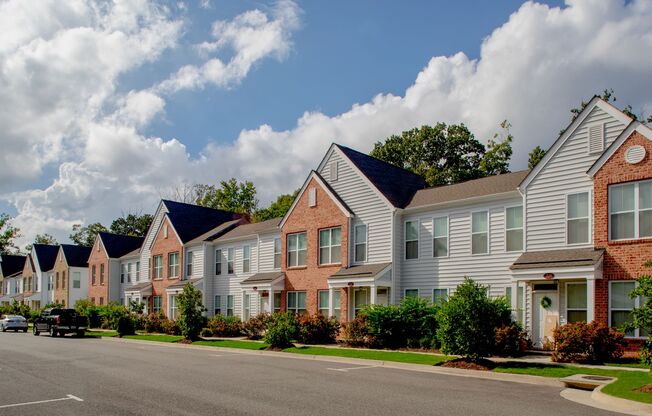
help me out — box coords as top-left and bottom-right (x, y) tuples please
(194, 339), (268, 350)
(284, 346), (453, 365)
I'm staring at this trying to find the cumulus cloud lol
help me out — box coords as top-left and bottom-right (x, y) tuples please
(4, 0), (652, 248)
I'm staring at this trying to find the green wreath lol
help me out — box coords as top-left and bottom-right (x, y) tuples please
(540, 296), (552, 309)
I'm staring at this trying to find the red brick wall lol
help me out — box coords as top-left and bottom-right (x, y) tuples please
(21, 255), (34, 297)
(594, 131), (652, 349)
(87, 238), (109, 304)
(52, 250), (69, 307)
(281, 177), (350, 320)
(149, 216), (183, 316)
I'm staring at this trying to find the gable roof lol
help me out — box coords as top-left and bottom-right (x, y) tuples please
(587, 121), (652, 177)
(161, 200), (244, 244)
(334, 144), (428, 208)
(32, 244), (60, 272)
(510, 248), (604, 270)
(98, 232), (144, 259)
(519, 97), (632, 191)
(406, 170), (529, 209)
(0, 255), (26, 277)
(60, 244), (92, 268)
(215, 218), (281, 243)
(186, 219), (244, 245)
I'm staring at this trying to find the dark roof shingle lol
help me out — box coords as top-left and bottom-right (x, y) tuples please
(33, 244), (60, 271)
(99, 232), (144, 259)
(510, 248), (605, 270)
(215, 218), (281, 242)
(60, 244), (92, 268)
(240, 272), (284, 284)
(0, 255), (26, 277)
(162, 200), (244, 243)
(330, 262), (392, 279)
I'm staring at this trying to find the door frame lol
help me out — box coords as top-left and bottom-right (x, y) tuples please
(532, 288), (559, 349)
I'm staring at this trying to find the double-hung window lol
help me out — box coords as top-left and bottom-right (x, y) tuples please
(169, 295), (178, 320)
(227, 248), (234, 274)
(243, 294), (250, 321)
(610, 281), (648, 337)
(168, 252), (179, 278)
(318, 290), (329, 315)
(92, 265), (96, 285)
(287, 291), (307, 314)
(505, 206), (524, 252)
(152, 296), (162, 314)
(215, 249), (222, 275)
(274, 292), (282, 313)
(333, 290), (341, 318)
(609, 180), (652, 240)
(226, 295), (234, 316)
(214, 295), (222, 315)
(153, 255), (163, 279)
(354, 224), (367, 263)
(433, 216), (448, 258)
(100, 264), (104, 285)
(273, 238), (281, 269)
(433, 288), (449, 304)
(319, 227), (341, 265)
(136, 261), (140, 281)
(405, 220), (419, 259)
(404, 289), (419, 298)
(127, 263), (132, 283)
(242, 245), (250, 273)
(186, 252), (193, 277)
(567, 192), (590, 244)
(72, 272), (81, 289)
(471, 211), (489, 254)
(287, 232), (307, 267)
(566, 282), (587, 323)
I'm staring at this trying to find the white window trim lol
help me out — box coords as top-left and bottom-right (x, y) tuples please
(566, 281), (588, 323)
(319, 227), (342, 265)
(565, 190), (592, 246)
(609, 280), (647, 339)
(504, 205), (524, 253)
(226, 295), (234, 316)
(404, 288), (419, 298)
(153, 255), (163, 280)
(273, 237), (281, 270)
(353, 224), (368, 264)
(168, 294), (178, 320)
(286, 291), (307, 314)
(227, 247), (235, 275)
(186, 251), (193, 277)
(168, 252), (179, 278)
(609, 180), (652, 242)
(215, 249), (222, 276)
(214, 295), (222, 315)
(432, 215), (449, 258)
(318, 289), (329, 315)
(243, 293), (250, 321)
(242, 244), (251, 273)
(471, 210), (490, 256)
(432, 288), (449, 303)
(404, 219), (420, 260)
(287, 232), (307, 268)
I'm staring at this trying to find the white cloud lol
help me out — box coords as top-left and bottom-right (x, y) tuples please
(4, 0), (652, 249)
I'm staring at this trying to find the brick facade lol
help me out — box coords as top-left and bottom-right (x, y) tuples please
(594, 131), (652, 348)
(52, 250), (69, 307)
(149, 216), (183, 316)
(281, 177), (350, 320)
(21, 256), (34, 301)
(87, 239), (110, 305)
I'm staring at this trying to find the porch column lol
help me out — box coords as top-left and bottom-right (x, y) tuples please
(587, 278), (595, 322)
(370, 284), (377, 305)
(328, 288), (334, 317)
(268, 290), (274, 314)
(510, 281), (518, 311)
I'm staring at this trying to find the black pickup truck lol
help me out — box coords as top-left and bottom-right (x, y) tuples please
(33, 308), (87, 337)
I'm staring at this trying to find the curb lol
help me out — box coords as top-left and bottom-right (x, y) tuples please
(100, 336), (561, 387)
(592, 384), (652, 416)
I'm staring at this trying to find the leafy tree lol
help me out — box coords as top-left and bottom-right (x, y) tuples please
(128, 299), (145, 314)
(176, 283), (205, 340)
(110, 213), (153, 237)
(69, 222), (108, 247)
(624, 262), (652, 367)
(25, 233), (58, 252)
(528, 145), (546, 170)
(193, 179), (259, 215)
(264, 312), (299, 348)
(570, 88), (652, 124)
(0, 213), (21, 255)
(480, 120), (513, 176)
(253, 190), (298, 222)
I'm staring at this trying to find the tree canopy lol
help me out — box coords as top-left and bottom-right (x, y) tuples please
(194, 178), (259, 215)
(370, 122), (513, 186)
(253, 190), (298, 222)
(109, 213), (153, 237)
(25, 234), (58, 252)
(69, 222), (108, 247)
(528, 145), (546, 170)
(0, 213), (20, 255)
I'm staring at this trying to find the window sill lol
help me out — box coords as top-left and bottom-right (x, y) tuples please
(318, 263), (342, 268)
(607, 237), (652, 246)
(287, 266), (307, 271)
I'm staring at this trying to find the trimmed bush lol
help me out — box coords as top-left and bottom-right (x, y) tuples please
(363, 304), (404, 349)
(200, 327), (213, 338)
(206, 315), (243, 337)
(176, 283), (206, 340)
(144, 313), (164, 333)
(243, 313), (271, 340)
(161, 319), (180, 336)
(98, 302), (130, 330)
(297, 314), (340, 344)
(264, 313), (299, 348)
(399, 296), (439, 349)
(552, 321), (625, 363)
(117, 315), (136, 337)
(494, 322), (530, 357)
(340, 315), (371, 347)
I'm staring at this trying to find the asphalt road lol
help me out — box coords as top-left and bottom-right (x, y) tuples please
(0, 331), (622, 416)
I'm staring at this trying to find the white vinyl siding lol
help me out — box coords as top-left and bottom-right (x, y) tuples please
(609, 180), (652, 241)
(525, 106), (626, 251)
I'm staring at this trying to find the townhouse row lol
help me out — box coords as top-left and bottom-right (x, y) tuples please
(1, 96), (650, 349)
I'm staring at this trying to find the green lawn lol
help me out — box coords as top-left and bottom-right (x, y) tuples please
(85, 330), (118, 338)
(123, 334), (183, 343)
(194, 339), (268, 350)
(284, 346), (453, 365)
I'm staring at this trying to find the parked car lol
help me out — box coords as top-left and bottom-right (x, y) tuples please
(33, 308), (87, 337)
(0, 315), (28, 332)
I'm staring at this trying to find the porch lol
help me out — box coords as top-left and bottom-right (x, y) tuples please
(239, 272), (285, 318)
(328, 262), (392, 321)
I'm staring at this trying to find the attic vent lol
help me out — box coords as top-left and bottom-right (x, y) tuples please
(330, 161), (338, 181)
(588, 124), (604, 154)
(164, 225), (168, 238)
(625, 145), (646, 164)
(308, 188), (317, 207)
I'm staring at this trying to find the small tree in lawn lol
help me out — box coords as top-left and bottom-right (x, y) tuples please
(176, 283), (205, 341)
(436, 277), (510, 361)
(625, 261), (652, 367)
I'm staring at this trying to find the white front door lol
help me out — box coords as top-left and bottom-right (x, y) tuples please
(533, 291), (559, 349)
(261, 294), (270, 314)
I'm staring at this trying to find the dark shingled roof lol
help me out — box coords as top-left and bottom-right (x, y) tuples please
(510, 248), (605, 270)
(0, 255), (26, 277)
(60, 244), (92, 268)
(162, 200), (244, 243)
(187, 219), (243, 244)
(215, 218), (281, 242)
(99, 232), (144, 259)
(32, 244), (60, 271)
(330, 262), (392, 279)
(167, 278), (203, 289)
(335, 144), (428, 208)
(407, 170), (529, 209)
(241, 272), (284, 284)
(124, 282), (152, 292)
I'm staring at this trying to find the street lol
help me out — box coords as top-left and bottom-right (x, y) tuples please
(0, 331), (621, 416)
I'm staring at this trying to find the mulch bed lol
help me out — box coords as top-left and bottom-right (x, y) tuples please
(178, 339), (193, 344)
(439, 358), (496, 371)
(634, 384), (652, 394)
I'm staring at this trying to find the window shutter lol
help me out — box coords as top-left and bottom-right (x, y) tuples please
(588, 124), (604, 154)
(308, 188), (317, 207)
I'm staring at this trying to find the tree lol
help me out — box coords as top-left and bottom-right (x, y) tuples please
(110, 213), (153, 237)
(194, 178), (259, 215)
(570, 88), (652, 124)
(69, 222), (108, 247)
(0, 213), (21, 255)
(625, 261), (652, 367)
(253, 190), (298, 222)
(480, 120), (513, 176)
(25, 233), (58, 252)
(528, 145), (546, 170)
(176, 283), (205, 340)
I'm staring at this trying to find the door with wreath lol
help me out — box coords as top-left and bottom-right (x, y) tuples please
(533, 291), (559, 350)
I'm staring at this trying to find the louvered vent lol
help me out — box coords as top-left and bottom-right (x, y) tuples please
(625, 145), (646, 164)
(330, 161), (338, 181)
(308, 188), (316, 207)
(588, 124), (604, 154)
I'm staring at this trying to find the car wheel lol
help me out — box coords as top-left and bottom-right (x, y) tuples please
(22, 328), (27, 333)
(33, 326), (40, 336)
(50, 327), (57, 337)
(76, 330), (85, 338)
(1, 326), (6, 332)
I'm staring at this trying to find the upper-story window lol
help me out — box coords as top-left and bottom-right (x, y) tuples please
(153, 255), (163, 279)
(127, 263), (132, 283)
(405, 221), (419, 260)
(99, 263), (104, 285)
(120, 264), (126, 283)
(471, 211), (489, 255)
(354, 224), (367, 263)
(567, 192), (590, 244)
(136, 261), (140, 281)
(273, 238), (281, 269)
(287, 232), (307, 267)
(242, 245), (250, 273)
(609, 180), (652, 241)
(215, 249), (222, 275)
(505, 206), (524, 252)
(227, 248), (235, 274)
(186, 252), (193, 277)
(91, 265), (96, 285)
(319, 227), (341, 265)
(168, 252), (179, 278)
(433, 216), (448, 258)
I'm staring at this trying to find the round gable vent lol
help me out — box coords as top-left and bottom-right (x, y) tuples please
(625, 145), (646, 164)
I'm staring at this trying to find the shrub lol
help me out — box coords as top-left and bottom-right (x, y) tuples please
(117, 315), (136, 337)
(176, 283), (206, 340)
(131, 314), (146, 331)
(363, 304), (404, 349)
(297, 314), (340, 344)
(243, 313), (271, 340)
(552, 321), (625, 363)
(264, 313), (299, 348)
(494, 322), (530, 357)
(200, 327), (213, 338)
(624, 273), (652, 367)
(206, 315), (243, 337)
(340, 314), (372, 347)
(144, 313), (164, 333)
(161, 319), (180, 336)
(436, 278), (511, 361)
(399, 296), (439, 349)
(98, 302), (130, 330)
